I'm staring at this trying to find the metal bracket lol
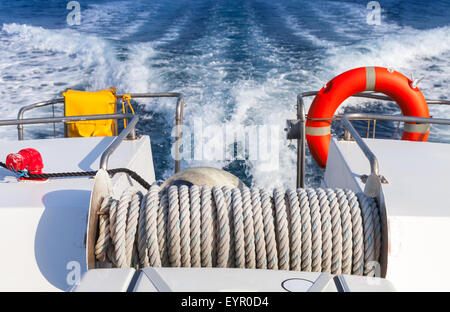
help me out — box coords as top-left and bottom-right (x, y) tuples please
(360, 174), (389, 184)
(285, 119), (302, 140)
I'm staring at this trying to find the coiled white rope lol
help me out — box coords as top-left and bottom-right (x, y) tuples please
(95, 185), (381, 276)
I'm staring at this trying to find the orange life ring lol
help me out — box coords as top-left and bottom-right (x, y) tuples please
(306, 66), (430, 168)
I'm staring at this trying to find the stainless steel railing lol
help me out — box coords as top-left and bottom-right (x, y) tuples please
(17, 98), (65, 140)
(342, 113), (450, 179)
(115, 93), (185, 173)
(99, 115), (139, 170)
(4, 92), (185, 173)
(0, 113), (136, 170)
(0, 113), (134, 126)
(287, 91), (450, 188)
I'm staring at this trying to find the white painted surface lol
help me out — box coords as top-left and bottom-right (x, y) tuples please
(0, 136), (155, 291)
(326, 138), (450, 217)
(323, 139), (362, 192)
(139, 267), (320, 292)
(74, 267), (394, 292)
(281, 279), (314, 292)
(132, 272), (158, 292)
(72, 268), (136, 292)
(338, 274), (395, 292)
(324, 137), (450, 291)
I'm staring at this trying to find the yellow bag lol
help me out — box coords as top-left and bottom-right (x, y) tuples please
(63, 88), (117, 137)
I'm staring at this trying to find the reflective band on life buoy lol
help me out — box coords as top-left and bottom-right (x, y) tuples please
(306, 67), (430, 168)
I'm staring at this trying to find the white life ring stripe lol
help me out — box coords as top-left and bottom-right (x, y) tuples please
(365, 66), (376, 91)
(305, 126), (331, 136)
(404, 123), (430, 133)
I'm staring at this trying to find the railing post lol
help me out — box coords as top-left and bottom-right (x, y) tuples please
(341, 115), (379, 176)
(174, 95), (184, 174)
(99, 115), (139, 170)
(17, 107), (26, 140)
(15, 99), (64, 140)
(17, 125), (24, 141)
(344, 129), (352, 141)
(116, 93), (185, 174)
(297, 95), (306, 189)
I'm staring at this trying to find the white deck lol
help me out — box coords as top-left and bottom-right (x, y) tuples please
(72, 267), (395, 292)
(324, 137), (450, 291)
(0, 136), (155, 291)
(325, 138), (450, 217)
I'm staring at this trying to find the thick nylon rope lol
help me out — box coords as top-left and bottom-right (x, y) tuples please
(200, 185), (213, 267)
(213, 186), (230, 268)
(95, 186), (381, 276)
(0, 161), (152, 190)
(190, 186), (201, 267)
(297, 189), (312, 272)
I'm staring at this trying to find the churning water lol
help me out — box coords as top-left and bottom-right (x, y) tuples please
(0, 0), (449, 188)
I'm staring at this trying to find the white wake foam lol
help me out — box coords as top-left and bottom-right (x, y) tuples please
(1, 1), (449, 188)
(0, 22), (161, 139)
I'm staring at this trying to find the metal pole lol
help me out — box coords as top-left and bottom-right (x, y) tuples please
(118, 92), (184, 173)
(341, 115), (379, 176)
(0, 113), (134, 126)
(345, 113), (450, 125)
(16, 99), (64, 140)
(99, 115), (139, 170)
(174, 94), (184, 174)
(11, 92), (185, 173)
(299, 91), (450, 106)
(296, 95), (306, 189)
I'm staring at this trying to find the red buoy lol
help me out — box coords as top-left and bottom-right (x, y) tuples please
(306, 67), (430, 168)
(6, 148), (46, 180)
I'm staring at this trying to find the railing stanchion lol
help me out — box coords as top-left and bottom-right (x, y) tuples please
(296, 95), (306, 189)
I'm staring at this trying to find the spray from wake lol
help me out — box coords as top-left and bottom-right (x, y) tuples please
(1, 0), (449, 188)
